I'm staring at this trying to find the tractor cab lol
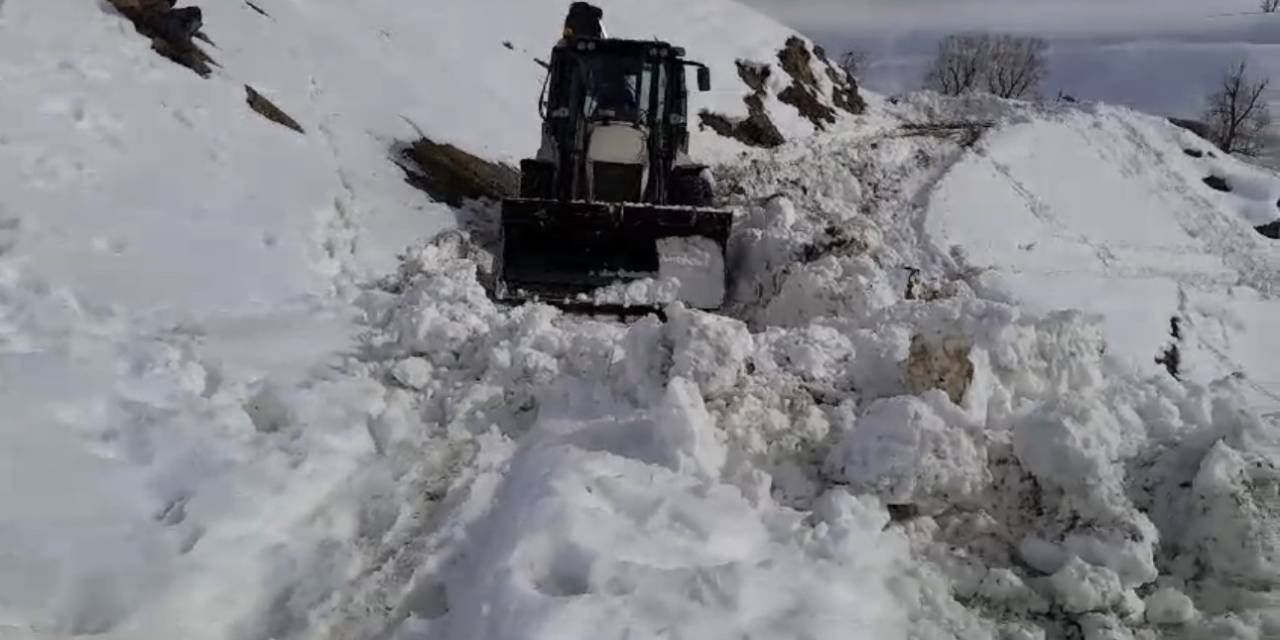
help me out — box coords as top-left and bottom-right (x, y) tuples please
(529, 37), (712, 204)
(496, 3), (730, 310)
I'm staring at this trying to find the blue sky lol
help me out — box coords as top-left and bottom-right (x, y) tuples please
(741, 0), (1280, 118)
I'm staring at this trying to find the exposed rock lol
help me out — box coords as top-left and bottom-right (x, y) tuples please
(736, 60), (771, 94)
(904, 334), (974, 405)
(778, 84), (838, 130)
(813, 44), (867, 115)
(1169, 118), (1211, 141)
(775, 37), (836, 130)
(904, 267), (963, 301)
(777, 37), (820, 88)
(105, 0), (215, 77)
(1203, 175), (1231, 192)
(698, 95), (786, 149)
(1183, 148), (1204, 158)
(397, 137), (519, 206)
(245, 86), (304, 134)
(699, 64), (786, 148)
(1256, 220), (1280, 240)
(701, 38), (864, 147)
(774, 37), (866, 128)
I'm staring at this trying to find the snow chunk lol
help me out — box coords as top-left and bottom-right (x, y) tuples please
(763, 255), (896, 326)
(1144, 587), (1197, 625)
(764, 196), (797, 229)
(657, 236), (726, 309)
(1079, 614), (1134, 640)
(1185, 439), (1280, 587)
(978, 568), (1049, 614)
(1012, 396), (1159, 587)
(1046, 557), (1125, 614)
(587, 237), (726, 309)
(824, 394), (988, 514)
(390, 357), (433, 390)
(653, 378), (727, 479)
(664, 306), (752, 397)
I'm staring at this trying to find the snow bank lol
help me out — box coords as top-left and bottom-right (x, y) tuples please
(586, 237), (727, 309)
(924, 101), (1280, 413)
(6, 0), (1280, 637)
(1, 0), (836, 634)
(703, 97), (1280, 639)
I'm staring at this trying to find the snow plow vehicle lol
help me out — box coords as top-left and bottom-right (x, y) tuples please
(496, 2), (733, 312)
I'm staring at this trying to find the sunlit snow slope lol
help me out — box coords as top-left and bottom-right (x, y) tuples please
(926, 103), (1280, 414)
(0, 0), (834, 637)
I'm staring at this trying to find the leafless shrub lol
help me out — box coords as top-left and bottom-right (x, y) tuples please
(1204, 60), (1272, 156)
(984, 35), (1049, 99)
(924, 33), (1047, 100)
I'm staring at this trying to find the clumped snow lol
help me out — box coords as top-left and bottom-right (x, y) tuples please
(5, 0), (1280, 639)
(586, 236), (727, 309)
(658, 236), (728, 309)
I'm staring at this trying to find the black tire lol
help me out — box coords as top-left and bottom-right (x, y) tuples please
(670, 168), (714, 207)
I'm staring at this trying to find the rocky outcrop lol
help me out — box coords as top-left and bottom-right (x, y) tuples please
(697, 61), (786, 148)
(700, 36), (866, 147)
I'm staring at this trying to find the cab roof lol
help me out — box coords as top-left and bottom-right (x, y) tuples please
(555, 36), (687, 60)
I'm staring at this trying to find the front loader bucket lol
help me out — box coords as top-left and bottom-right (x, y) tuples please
(497, 198), (733, 309)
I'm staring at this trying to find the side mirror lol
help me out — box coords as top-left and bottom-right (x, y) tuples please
(697, 66), (711, 92)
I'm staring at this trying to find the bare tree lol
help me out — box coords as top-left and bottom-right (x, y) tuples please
(924, 33), (1048, 99)
(924, 34), (990, 96)
(1263, 0), (1279, 13)
(985, 35), (1048, 99)
(1204, 60), (1272, 156)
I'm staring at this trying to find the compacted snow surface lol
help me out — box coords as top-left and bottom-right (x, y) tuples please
(3, 1), (1280, 639)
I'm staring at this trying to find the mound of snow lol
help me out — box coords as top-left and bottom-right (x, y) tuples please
(925, 102), (1280, 413)
(6, 0), (1280, 637)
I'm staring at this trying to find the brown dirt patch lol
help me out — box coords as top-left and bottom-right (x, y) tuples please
(245, 86), (304, 134)
(904, 334), (975, 405)
(397, 137), (519, 207)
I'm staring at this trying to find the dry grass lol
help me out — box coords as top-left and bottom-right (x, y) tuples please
(396, 136), (519, 207)
(245, 86), (304, 134)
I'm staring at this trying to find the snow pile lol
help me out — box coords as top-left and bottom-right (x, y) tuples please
(699, 97), (1280, 638)
(5, 0), (1280, 637)
(0, 0), (850, 635)
(343, 102), (1280, 632)
(924, 101), (1280, 412)
(354, 138), (1279, 637)
(587, 236), (727, 309)
(334, 235), (909, 639)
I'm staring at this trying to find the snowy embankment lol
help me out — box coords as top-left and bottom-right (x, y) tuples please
(926, 102), (1280, 415)
(4, 0), (1280, 639)
(354, 94), (1280, 640)
(0, 0), (832, 637)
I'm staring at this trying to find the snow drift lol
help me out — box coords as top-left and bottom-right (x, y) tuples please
(3, 1), (1280, 640)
